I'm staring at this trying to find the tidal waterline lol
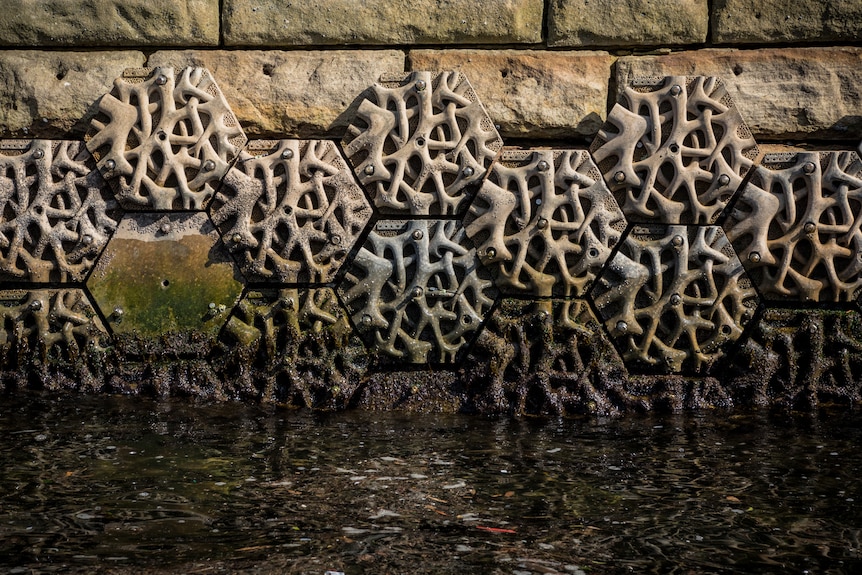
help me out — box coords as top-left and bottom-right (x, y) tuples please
(1, 392), (860, 574)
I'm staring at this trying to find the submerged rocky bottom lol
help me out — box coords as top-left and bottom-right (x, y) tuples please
(1, 392), (860, 574)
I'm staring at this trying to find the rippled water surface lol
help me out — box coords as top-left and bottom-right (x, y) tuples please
(1, 392), (861, 574)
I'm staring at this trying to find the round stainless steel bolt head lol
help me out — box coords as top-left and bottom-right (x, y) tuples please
(670, 84), (682, 96)
(636, 141), (644, 149)
(208, 302), (216, 310)
(803, 161), (816, 174)
(203, 160), (216, 172)
(361, 314), (373, 326)
(671, 235), (684, 247)
(537, 217), (548, 230)
(364, 164), (375, 176)
(415, 79), (427, 91)
(718, 174), (730, 186)
(28, 300), (42, 311)
(670, 293), (681, 306)
(537, 160), (550, 172)
(462, 166), (475, 177)
(81, 234), (93, 245)
(613, 171), (625, 183)
(616, 320), (628, 333)
(281, 148), (294, 160)
(155, 74), (168, 86)
(411, 286), (423, 299)
(803, 221), (816, 234)
(104, 159), (116, 171)
(749, 251), (761, 263)
(412, 229), (424, 241)
(486, 247), (497, 259)
(329, 234), (342, 245)
(32, 149), (44, 159)
(160, 223), (171, 234)
(285, 298), (295, 309)
(113, 307), (124, 317)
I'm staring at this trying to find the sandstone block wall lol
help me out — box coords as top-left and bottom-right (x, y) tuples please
(0, 1), (861, 414)
(0, 1), (859, 145)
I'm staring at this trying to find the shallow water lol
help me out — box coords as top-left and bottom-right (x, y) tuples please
(1, 392), (860, 574)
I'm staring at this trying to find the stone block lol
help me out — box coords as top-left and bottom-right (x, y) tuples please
(712, 0), (862, 44)
(409, 49), (613, 139)
(615, 48), (862, 141)
(0, 0), (219, 47)
(222, 0), (544, 46)
(548, 0), (708, 47)
(0, 50), (146, 139)
(147, 50), (405, 138)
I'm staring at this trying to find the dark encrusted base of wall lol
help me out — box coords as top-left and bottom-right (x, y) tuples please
(4, 304), (861, 415)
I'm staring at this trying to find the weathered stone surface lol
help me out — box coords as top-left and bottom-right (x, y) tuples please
(87, 213), (243, 345)
(223, 0), (544, 46)
(616, 48), (862, 141)
(712, 0), (862, 44)
(0, 50), (146, 139)
(409, 50), (612, 139)
(0, 0), (219, 46)
(548, 0), (708, 47)
(147, 50), (405, 138)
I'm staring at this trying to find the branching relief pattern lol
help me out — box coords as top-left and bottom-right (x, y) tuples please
(723, 151), (862, 302)
(342, 71), (503, 216)
(338, 220), (497, 363)
(0, 140), (120, 283)
(210, 140), (372, 284)
(465, 150), (627, 298)
(86, 67), (247, 210)
(0, 289), (107, 364)
(590, 225), (759, 374)
(590, 76), (759, 224)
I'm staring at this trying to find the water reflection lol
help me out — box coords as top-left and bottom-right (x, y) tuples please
(1, 392), (860, 574)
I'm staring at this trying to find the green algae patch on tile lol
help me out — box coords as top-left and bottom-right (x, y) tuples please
(87, 212), (243, 341)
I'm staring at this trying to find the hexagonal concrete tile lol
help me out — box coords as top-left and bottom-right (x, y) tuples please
(0, 140), (121, 283)
(464, 149), (627, 298)
(87, 212), (243, 344)
(209, 139), (372, 284)
(338, 219), (497, 364)
(723, 151), (862, 303)
(590, 75), (760, 225)
(0, 288), (107, 364)
(342, 70), (503, 216)
(589, 224), (760, 374)
(86, 67), (247, 211)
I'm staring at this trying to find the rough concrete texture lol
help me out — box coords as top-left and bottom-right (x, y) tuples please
(222, 0), (544, 46)
(147, 50), (405, 138)
(0, 50), (146, 139)
(548, 0), (708, 47)
(615, 48), (862, 141)
(408, 50), (612, 139)
(0, 0), (219, 47)
(712, 0), (862, 44)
